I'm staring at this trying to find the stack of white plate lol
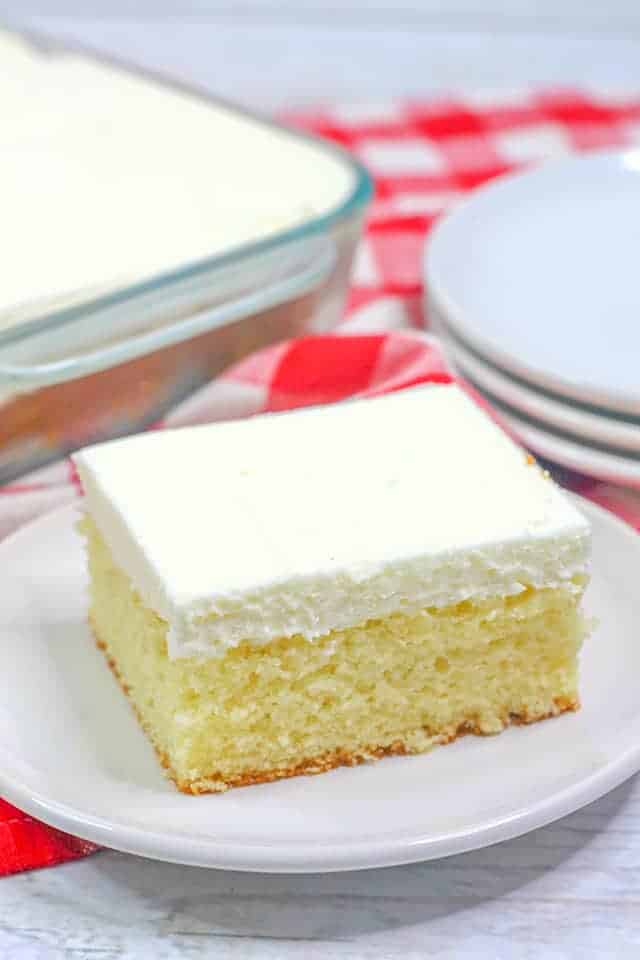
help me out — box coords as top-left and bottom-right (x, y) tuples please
(425, 149), (640, 488)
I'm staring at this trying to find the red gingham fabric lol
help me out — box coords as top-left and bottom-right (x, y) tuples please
(281, 90), (640, 313)
(2, 90), (640, 876)
(0, 799), (96, 875)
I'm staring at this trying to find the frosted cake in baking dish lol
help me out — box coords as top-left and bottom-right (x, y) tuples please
(0, 28), (354, 322)
(74, 384), (590, 793)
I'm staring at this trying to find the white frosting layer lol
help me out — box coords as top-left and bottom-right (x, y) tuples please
(0, 32), (353, 323)
(74, 384), (590, 659)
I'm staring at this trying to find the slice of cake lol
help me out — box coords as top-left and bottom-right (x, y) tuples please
(73, 384), (590, 794)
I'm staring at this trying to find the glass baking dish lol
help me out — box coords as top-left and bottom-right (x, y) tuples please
(0, 32), (372, 486)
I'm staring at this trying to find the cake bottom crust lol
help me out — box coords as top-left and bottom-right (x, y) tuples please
(94, 625), (578, 795)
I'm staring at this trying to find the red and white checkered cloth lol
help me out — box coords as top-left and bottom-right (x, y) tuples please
(3, 89), (640, 876)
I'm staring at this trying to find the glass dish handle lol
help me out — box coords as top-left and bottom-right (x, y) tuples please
(0, 233), (336, 389)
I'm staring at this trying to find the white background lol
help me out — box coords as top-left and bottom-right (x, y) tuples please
(3, 1), (640, 108)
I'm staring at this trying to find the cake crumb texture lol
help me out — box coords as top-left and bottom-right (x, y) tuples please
(83, 517), (586, 794)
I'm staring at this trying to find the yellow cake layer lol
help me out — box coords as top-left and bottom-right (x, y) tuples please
(83, 518), (587, 793)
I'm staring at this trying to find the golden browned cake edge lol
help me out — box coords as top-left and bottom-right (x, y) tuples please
(91, 619), (579, 796)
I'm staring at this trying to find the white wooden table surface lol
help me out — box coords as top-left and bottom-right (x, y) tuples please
(3, 779), (640, 958)
(2, 5), (640, 957)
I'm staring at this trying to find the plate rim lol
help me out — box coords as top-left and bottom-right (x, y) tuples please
(440, 329), (640, 455)
(499, 408), (640, 488)
(425, 147), (640, 418)
(1, 497), (639, 873)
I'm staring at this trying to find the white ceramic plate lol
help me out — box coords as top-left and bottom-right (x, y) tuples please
(496, 406), (640, 488)
(1, 501), (639, 873)
(426, 149), (640, 417)
(439, 330), (640, 454)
